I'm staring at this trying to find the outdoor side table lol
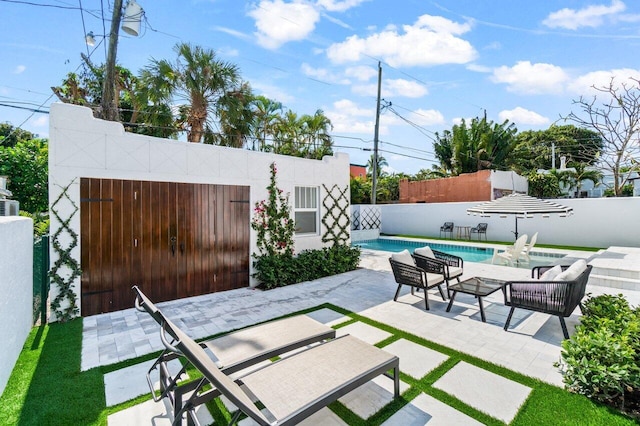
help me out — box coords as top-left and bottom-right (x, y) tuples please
(455, 225), (471, 240)
(446, 276), (506, 322)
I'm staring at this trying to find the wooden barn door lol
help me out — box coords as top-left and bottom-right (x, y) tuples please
(80, 178), (250, 316)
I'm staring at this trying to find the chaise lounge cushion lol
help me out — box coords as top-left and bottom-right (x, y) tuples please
(391, 249), (415, 266)
(540, 265), (562, 281)
(414, 246), (435, 259)
(554, 259), (587, 282)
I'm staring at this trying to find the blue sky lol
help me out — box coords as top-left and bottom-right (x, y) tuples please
(2, 0), (640, 174)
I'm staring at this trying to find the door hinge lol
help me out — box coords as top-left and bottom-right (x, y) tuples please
(134, 238), (138, 247)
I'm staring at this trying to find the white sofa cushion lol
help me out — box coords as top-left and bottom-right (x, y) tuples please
(414, 246), (435, 259)
(540, 265), (562, 281)
(554, 259), (587, 282)
(391, 249), (415, 266)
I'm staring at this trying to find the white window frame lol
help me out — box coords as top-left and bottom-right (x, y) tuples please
(294, 186), (320, 235)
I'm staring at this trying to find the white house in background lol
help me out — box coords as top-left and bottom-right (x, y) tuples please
(48, 103), (350, 318)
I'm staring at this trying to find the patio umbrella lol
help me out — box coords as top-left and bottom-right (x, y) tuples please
(466, 193), (573, 240)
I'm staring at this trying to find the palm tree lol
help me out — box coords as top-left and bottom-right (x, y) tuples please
(301, 109), (333, 159)
(251, 96), (283, 151)
(367, 154), (388, 179)
(140, 43), (241, 143)
(215, 82), (254, 148)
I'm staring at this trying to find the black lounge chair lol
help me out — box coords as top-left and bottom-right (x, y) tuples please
(440, 222), (454, 238)
(503, 262), (593, 339)
(470, 223), (488, 241)
(149, 296), (400, 425)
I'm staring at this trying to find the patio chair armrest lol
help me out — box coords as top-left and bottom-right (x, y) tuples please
(432, 249), (463, 268)
(412, 253), (446, 276)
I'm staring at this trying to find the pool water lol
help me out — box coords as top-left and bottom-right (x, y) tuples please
(353, 238), (566, 268)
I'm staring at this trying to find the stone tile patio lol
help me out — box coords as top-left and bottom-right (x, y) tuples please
(95, 249), (640, 425)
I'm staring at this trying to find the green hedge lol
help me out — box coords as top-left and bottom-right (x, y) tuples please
(558, 294), (640, 416)
(252, 244), (361, 290)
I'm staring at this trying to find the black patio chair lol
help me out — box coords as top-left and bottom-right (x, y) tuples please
(470, 223), (488, 241)
(439, 222), (454, 238)
(413, 248), (463, 298)
(389, 258), (447, 310)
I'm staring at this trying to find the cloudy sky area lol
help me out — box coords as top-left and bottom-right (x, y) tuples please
(2, 0), (640, 173)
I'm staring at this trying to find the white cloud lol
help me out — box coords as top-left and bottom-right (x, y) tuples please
(213, 26), (252, 41)
(13, 65), (26, 74)
(352, 78), (428, 98)
(252, 81), (295, 104)
(248, 0), (320, 49)
(326, 14), (477, 67)
(316, 0), (370, 13)
(31, 115), (49, 128)
(466, 63), (492, 73)
(491, 61), (569, 94)
(325, 99), (378, 134)
(567, 68), (640, 95)
(542, 0), (626, 30)
(409, 108), (445, 126)
(300, 63), (350, 84)
(344, 65), (378, 82)
(499, 107), (549, 126)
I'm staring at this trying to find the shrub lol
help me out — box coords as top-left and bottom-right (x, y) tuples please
(558, 294), (640, 415)
(253, 244), (361, 290)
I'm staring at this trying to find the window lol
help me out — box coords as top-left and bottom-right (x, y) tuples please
(295, 186), (319, 234)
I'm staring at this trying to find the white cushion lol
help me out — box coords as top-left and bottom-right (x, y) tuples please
(540, 265), (562, 281)
(554, 260), (587, 282)
(414, 246), (435, 259)
(425, 272), (444, 286)
(391, 249), (415, 266)
(447, 266), (463, 279)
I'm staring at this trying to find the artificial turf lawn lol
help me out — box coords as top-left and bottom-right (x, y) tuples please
(0, 304), (636, 425)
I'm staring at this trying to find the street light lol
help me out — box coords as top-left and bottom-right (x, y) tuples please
(100, 0), (144, 122)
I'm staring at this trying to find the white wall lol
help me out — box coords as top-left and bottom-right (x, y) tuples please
(490, 170), (528, 195)
(48, 103), (350, 316)
(0, 217), (33, 396)
(376, 197), (640, 247)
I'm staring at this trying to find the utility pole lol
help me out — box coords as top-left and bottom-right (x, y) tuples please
(372, 61), (382, 204)
(551, 142), (556, 169)
(101, 0), (124, 122)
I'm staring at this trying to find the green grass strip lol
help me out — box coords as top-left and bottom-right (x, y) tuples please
(0, 304), (637, 425)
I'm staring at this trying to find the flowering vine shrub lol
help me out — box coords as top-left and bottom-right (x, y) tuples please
(251, 162), (295, 258)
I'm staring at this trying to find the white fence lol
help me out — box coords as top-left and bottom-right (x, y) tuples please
(0, 217), (33, 396)
(358, 197), (640, 248)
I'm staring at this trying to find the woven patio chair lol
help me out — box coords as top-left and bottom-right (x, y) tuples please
(470, 223), (488, 241)
(413, 245), (464, 298)
(389, 251), (447, 310)
(503, 261), (592, 339)
(154, 305), (399, 425)
(439, 222), (454, 238)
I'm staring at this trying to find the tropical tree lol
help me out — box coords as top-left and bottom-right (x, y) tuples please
(140, 43), (242, 143)
(367, 154), (388, 179)
(213, 82), (254, 148)
(563, 76), (640, 196)
(300, 109), (333, 159)
(511, 125), (603, 174)
(433, 117), (517, 175)
(350, 176), (371, 204)
(0, 123), (36, 148)
(251, 96), (283, 151)
(0, 137), (48, 213)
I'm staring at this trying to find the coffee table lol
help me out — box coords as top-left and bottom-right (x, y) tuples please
(446, 276), (506, 322)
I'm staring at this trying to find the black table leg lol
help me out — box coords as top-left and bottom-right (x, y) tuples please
(446, 291), (457, 312)
(478, 296), (486, 322)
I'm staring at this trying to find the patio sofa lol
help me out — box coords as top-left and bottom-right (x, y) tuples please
(503, 259), (593, 339)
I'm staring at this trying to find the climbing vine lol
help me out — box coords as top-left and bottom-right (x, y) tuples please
(49, 180), (81, 321)
(321, 184), (350, 245)
(251, 162), (295, 257)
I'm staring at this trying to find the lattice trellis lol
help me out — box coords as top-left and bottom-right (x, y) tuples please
(360, 206), (381, 230)
(351, 209), (360, 230)
(49, 180), (81, 321)
(321, 184), (350, 245)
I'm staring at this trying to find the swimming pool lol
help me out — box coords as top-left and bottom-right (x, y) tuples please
(353, 238), (566, 268)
